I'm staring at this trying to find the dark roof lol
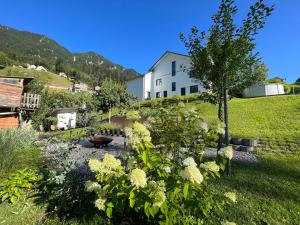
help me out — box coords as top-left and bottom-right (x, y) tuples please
(0, 76), (34, 85)
(148, 51), (190, 72)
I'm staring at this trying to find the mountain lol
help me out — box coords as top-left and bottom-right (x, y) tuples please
(0, 25), (140, 86)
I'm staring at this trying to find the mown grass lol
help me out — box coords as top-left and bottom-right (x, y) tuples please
(188, 95), (300, 140)
(0, 66), (72, 88)
(206, 152), (300, 225)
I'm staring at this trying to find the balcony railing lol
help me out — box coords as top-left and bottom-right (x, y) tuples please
(21, 93), (41, 110)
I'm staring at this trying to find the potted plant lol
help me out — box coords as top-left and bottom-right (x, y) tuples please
(46, 117), (58, 131)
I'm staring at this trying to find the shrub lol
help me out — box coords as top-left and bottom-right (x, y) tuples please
(0, 128), (38, 173)
(86, 122), (235, 224)
(0, 168), (41, 203)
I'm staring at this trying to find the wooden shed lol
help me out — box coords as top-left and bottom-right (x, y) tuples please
(0, 76), (41, 128)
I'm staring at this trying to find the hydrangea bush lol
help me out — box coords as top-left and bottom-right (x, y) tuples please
(86, 120), (236, 224)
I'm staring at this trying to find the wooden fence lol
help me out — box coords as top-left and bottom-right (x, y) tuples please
(21, 93), (41, 110)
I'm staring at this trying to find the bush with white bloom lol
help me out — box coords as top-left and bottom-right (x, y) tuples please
(183, 157), (197, 167)
(86, 118), (235, 224)
(220, 146), (234, 160)
(200, 161), (220, 172)
(181, 165), (204, 184)
(95, 198), (106, 211)
(130, 168), (147, 188)
(224, 192), (237, 203)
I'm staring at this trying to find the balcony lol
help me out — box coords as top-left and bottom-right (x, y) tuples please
(21, 93), (41, 110)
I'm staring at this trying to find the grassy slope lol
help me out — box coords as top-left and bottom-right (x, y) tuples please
(189, 95), (300, 139)
(0, 67), (72, 88)
(206, 153), (300, 225)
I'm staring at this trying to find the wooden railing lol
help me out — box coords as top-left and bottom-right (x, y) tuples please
(21, 93), (41, 110)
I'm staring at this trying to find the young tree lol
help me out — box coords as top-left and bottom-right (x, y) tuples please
(93, 78), (136, 122)
(180, 0), (274, 147)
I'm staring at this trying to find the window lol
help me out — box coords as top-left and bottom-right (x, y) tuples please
(156, 92), (162, 98)
(156, 79), (162, 86)
(163, 91), (168, 98)
(181, 87), (186, 96)
(172, 82), (176, 91)
(172, 61), (176, 76)
(146, 91), (151, 99)
(190, 85), (199, 93)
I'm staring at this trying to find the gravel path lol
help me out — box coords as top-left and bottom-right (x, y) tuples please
(204, 148), (258, 163)
(41, 136), (258, 169)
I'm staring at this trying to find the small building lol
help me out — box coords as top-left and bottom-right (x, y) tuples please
(55, 108), (77, 130)
(0, 76), (41, 128)
(242, 83), (285, 98)
(126, 51), (205, 101)
(72, 82), (89, 92)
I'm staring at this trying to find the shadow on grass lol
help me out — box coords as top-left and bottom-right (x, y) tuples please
(211, 154), (300, 203)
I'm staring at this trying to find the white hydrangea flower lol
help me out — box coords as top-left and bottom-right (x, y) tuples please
(88, 158), (103, 173)
(224, 192), (237, 203)
(163, 166), (171, 173)
(216, 122), (226, 135)
(183, 157), (197, 167)
(220, 146), (234, 160)
(124, 127), (133, 138)
(181, 166), (203, 184)
(95, 198), (106, 211)
(85, 180), (101, 192)
(200, 161), (220, 172)
(199, 121), (208, 132)
(103, 153), (121, 170)
(130, 168), (147, 188)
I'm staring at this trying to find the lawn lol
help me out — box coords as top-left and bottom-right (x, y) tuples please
(0, 66), (72, 88)
(182, 95), (300, 140)
(205, 152), (300, 225)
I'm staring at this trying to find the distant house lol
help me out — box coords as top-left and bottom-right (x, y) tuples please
(55, 108), (77, 130)
(126, 51), (205, 101)
(243, 83), (285, 98)
(0, 76), (41, 128)
(72, 82), (89, 93)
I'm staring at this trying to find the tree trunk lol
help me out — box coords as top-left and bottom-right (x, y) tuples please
(223, 87), (229, 146)
(108, 105), (112, 124)
(217, 90), (223, 153)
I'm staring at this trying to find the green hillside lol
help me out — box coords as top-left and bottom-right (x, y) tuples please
(0, 25), (139, 85)
(0, 66), (72, 88)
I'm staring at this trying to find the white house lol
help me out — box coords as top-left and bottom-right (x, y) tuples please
(242, 83), (285, 98)
(55, 108), (77, 130)
(126, 51), (204, 101)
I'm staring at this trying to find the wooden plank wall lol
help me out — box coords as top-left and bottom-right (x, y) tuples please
(0, 115), (19, 128)
(0, 83), (23, 108)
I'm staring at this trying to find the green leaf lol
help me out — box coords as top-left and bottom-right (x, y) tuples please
(144, 201), (151, 218)
(149, 205), (159, 217)
(183, 183), (189, 199)
(141, 151), (147, 163)
(106, 207), (113, 218)
(129, 198), (135, 208)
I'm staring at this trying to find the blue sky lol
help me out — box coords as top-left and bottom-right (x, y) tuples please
(0, 0), (299, 83)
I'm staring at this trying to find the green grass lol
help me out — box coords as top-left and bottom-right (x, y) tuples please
(184, 95), (300, 140)
(0, 66), (72, 88)
(0, 196), (46, 225)
(205, 152), (300, 225)
(43, 127), (89, 141)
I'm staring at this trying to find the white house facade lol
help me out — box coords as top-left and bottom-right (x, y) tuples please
(126, 51), (204, 101)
